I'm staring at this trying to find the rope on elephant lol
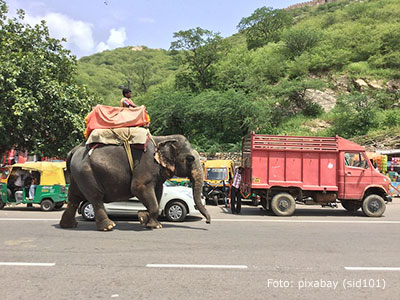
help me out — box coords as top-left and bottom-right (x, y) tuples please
(110, 128), (135, 174)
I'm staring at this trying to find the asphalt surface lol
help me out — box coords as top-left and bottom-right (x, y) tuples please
(1, 198), (400, 300)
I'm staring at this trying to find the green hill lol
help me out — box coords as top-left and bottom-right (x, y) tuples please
(76, 0), (400, 152)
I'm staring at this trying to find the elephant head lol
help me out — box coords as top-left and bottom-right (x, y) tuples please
(155, 135), (211, 224)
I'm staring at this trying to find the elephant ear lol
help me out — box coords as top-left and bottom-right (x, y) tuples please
(154, 140), (177, 173)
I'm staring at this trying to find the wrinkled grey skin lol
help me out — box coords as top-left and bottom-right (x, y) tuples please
(59, 135), (211, 231)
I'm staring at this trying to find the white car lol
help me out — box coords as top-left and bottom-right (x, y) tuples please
(78, 181), (204, 222)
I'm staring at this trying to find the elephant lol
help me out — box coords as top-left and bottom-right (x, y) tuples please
(59, 134), (211, 231)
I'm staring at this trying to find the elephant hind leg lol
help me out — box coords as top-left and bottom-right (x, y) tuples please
(60, 184), (82, 229)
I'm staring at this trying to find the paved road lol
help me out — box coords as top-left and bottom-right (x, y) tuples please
(1, 199), (400, 300)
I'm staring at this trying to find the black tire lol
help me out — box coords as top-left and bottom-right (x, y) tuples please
(165, 201), (187, 222)
(271, 193), (296, 216)
(40, 199), (55, 212)
(0, 199), (5, 209)
(81, 202), (95, 221)
(213, 195), (219, 206)
(54, 202), (64, 210)
(362, 194), (386, 217)
(341, 200), (362, 213)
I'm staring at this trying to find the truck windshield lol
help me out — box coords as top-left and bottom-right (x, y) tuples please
(206, 168), (227, 180)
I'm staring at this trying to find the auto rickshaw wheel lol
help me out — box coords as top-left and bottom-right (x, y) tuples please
(0, 199), (5, 209)
(54, 202), (64, 210)
(41, 199), (55, 212)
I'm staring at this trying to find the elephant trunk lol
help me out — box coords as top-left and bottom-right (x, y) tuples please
(190, 152), (211, 224)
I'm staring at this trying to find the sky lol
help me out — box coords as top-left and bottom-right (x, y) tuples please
(6, 0), (300, 58)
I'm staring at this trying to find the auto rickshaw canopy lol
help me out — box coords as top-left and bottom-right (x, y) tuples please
(11, 161), (67, 185)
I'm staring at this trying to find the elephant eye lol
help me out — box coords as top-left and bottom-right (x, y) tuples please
(186, 155), (195, 163)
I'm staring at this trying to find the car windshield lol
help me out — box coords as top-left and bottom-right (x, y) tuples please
(164, 180), (173, 187)
(206, 168), (227, 180)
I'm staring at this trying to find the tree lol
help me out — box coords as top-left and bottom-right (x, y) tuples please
(281, 27), (321, 59)
(0, 1), (96, 157)
(237, 7), (293, 50)
(170, 27), (224, 91)
(330, 93), (378, 138)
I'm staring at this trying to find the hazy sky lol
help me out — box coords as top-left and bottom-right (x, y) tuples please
(6, 0), (300, 58)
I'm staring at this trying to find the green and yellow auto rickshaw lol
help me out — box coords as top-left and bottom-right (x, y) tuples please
(0, 161), (69, 211)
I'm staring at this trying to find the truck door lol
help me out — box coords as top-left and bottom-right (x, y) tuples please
(343, 152), (372, 200)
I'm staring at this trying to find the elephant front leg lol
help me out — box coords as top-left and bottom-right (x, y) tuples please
(93, 203), (116, 231)
(138, 210), (149, 225)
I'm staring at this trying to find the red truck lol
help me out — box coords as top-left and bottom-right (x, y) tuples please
(241, 133), (392, 217)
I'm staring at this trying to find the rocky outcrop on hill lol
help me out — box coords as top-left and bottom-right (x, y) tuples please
(286, 0), (337, 10)
(304, 89), (337, 112)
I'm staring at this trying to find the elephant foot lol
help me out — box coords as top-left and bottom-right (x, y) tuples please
(59, 215), (78, 229)
(138, 211), (149, 225)
(146, 219), (163, 229)
(96, 218), (116, 231)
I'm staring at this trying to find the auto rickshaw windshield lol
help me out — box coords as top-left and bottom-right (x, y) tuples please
(206, 168), (228, 180)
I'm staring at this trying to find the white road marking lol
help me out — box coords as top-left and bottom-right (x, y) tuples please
(1, 218), (400, 224)
(212, 219), (400, 224)
(0, 262), (55, 267)
(0, 218), (59, 221)
(345, 267), (400, 271)
(146, 264), (248, 269)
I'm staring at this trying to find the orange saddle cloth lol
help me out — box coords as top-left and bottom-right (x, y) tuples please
(84, 105), (150, 139)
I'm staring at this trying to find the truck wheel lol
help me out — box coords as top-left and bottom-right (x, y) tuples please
(40, 199), (55, 212)
(271, 193), (296, 216)
(362, 195), (386, 217)
(341, 200), (362, 213)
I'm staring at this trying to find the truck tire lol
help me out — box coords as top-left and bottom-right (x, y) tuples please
(271, 193), (296, 216)
(362, 195), (386, 217)
(40, 199), (55, 212)
(341, 200), (362, 213)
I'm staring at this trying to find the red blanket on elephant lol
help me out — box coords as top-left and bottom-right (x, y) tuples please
(84, 105), (150, 139)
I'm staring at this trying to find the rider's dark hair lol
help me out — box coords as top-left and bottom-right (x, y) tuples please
(122, 88), (131, 97)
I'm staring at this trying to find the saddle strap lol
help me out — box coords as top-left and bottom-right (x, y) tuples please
(110, 128), (135, 174)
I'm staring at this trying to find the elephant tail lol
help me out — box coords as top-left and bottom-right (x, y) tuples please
(66, 142), (84, 174)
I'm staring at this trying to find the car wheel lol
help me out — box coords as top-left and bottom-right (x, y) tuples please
(341, 200), (361, 213)
(165, 201), (187, 222)
(82, 202), (95, 221)
(271, 193), (296, 216)
(40, 199), (55, 212)
(362, 194), (386, 217)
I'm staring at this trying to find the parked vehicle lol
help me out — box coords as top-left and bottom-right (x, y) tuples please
(202, 159), (234, 205)
(0, 162), (68, 211)
(241, 133), (392, 217)
(78, 181), (204, 222)
(169, 176), (191, 187)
